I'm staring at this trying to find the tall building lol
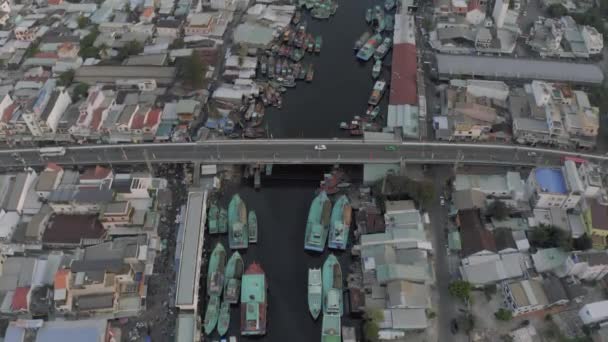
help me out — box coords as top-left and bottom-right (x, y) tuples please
(493, 0), (509, 28)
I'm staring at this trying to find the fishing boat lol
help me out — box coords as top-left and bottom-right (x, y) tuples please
(298, 64), (307, 79)
(385, 14), (395, 31)
(305, 64), (314, 82)
(228, 194), (248, 250)
(366, 106), (381, 119)
(328, 195), (351, 250)
(208, 204), (219, 234)
(279, 75), (296, 88)
(241, 262), (267, 336)
(322, 314), (342, 342)
(368, 79), (387, 105)
(218, 208), (227, 234)
(311, 5), (331, 19)
(372, 59), (382, 79)
(308, 268), (322, 319)
(290, 48), (305, 62)
(365, 8), (372, 23)
(275, 59), (282, 76)
(204, 295), (220, 335)
(354, 31), (371, 51)
(322, 254), (343, 315)
(248, 211), (258, 243)
(207, 243), (227, 297)
(356, 33), (382, 61)
(305, 0), (315, 10)
(217, 300), (230, 336)
(314, 36), (323, 53)
(224, 251), (244, 304)
(292, 9), (302, 25)
(373, 5), (385, 32)
(304, 191), (332, 252)
(260, 55), (267, 75)
(268, 56), (275, 79)
(374, 37), (392, 60)
(306, 34), (315, 52)
(350, 129), (363, 136)
(384, 0), (396, 11)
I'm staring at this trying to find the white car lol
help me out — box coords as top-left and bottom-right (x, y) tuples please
(314, 145), (327, 151)
(440, 196), (445, 206)
(527, 152), (537, 157)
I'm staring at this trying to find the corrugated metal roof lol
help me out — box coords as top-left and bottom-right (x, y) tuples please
(389, 44), (417, 105)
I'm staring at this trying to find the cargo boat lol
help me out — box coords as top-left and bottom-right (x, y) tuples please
(208, 242), (227, 297)
(368, 79), (387, 105)
(218, 208), (228, 234)
(217, 300), (230, 336)
(385, 0), (396, 11)
(372, 59), (382, 79)
(374, 37), (392, 60)
(365, 8), (372, 23)
(208, 204), (219, 234)
(328, 195), (352, 250)
(315, 36), (323, 53)
(354, 31), (371, 51)
(224, 251), (244, 304)
(241, 262), (267, 336)
(304, 191), (332, 252)
(373, 5), (385, 32)
(308, 268), (322, 319)
(356, 33), (382, 61)
(248, 211), (258, 243)
(228, 194), (248, 250)
(322, 314), (342, 342)
(322, 254), (343, 315)
(204, 295), (220, 335)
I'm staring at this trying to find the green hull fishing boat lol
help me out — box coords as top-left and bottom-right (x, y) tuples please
(322, 254), (343, 315)
(208, 243), (227, 297)
(218, 208), (228, 234)
(228, 194), (248, 250)
(308, 268), (322, 319)
(384, 0), (396, 11)
(328, 195), (351, 250)
(385, 14), (395, 31)
(248, 211), (258, 243)
(321, 314), (342, 342)
(204, 295), (220, 335)
(224, 251), (244, 304)
(217, 300), (230, 336)
(374, 5), (385, 32)
(241, 262), (268, 336)
(315, 36), (323, 53)
(372, 59), (382, 79)
(304, 191), (332, 252)
(356, 33), (382, 61)
(208, 203), (219, 234)
(365, 8), (372, 23)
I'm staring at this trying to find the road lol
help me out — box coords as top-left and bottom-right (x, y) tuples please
(4, 140), (608, 169)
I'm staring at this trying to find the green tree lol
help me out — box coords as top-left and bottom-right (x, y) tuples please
(58, 70), (75, 87)
(123, 2), (131, 12)
(169, 38), (185, 49)
(77, 15), (89, 29)
(494, 308), (513, 321)
(79, 27), (101, 59)
(117, 40), (143, 60)
(529, 225), (572, 251)
(547, 4), (568, 17)
(24, 41), (40, 58)
(185, 50), (207, 89)
(415, 180), (436, 207)
(448, 280), (472, 302)
(72, 83), (89, 102)
(487, 199), (511, 220)
(363, 309), (383, 342)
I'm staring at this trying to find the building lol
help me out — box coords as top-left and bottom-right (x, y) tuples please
(156, 19), (182, 38)
(581, 26), (603, 54)
(502, 279), (549, 316)
(74, 66), (176, 86)
(493, 0), (509, 28)
(577, 162), (602, 198)
(458, 209), (497, 265)
(579, 301), (608, 325)
(587, 199), (608, 249)
(184, 12), (232, 38)
(526, 167), (581, 209)
(454, 172), (524, 200)
(35, 163), (64, 199)
(563, 251), (608, 281)
(47, 188), (113, 214)
(22, 83), (72, 137)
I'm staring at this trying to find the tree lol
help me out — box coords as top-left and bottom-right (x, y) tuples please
(487, 199), (511, 220)
(547, 4), (568, 17)
(58, 70), (75, 87)
(448, 280), (472, 302)
(77, 15), (89, 29)
(79, 27), (101, 59)
(169, 38), (185, 50)
(529, 225), (572, 251)
(117, 40), (143, 60)
(363, 309), (383, 342)
(494, 308), (513, 321)
(72, 83), (89, 102)
(185, 50), (207, 89)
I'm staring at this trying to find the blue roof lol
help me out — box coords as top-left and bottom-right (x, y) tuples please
(535, 168), (567, 194)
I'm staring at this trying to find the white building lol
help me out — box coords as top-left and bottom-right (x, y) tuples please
(502, 279), (548, 316)
(493, 0), (509, 28)
(563, 252), (608, 282)
(466, 79), (510, 101)
(580, 301), (608, 325)
(581, 26), (603, 55)
(526, 167), (580, 210)
(22, 84), (71, 137)
(577, 162), (602, 198)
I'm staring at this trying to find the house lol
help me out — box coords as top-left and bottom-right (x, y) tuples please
(458, 209), (497, 265)
(385, 280), (430, 309)
(139, 6), (155, 23)
(501, 279), (549, 316)
(175, 99), (200, 123)
(563, 251), (608, 281)
(47, 188), (113, 214)
(526, 167), (580, 210)
(577, 162), (603, 198)
(41, 214), (105, 248)
(587, 199), (608, 249)
(494, 228), (518, 254)
(460, 252), (525, 285)
(580, 301), (608, 325)
(99, 202), (134, 230)
(5, 169), (38, 214)
(156, 19), (182, 38)
(531, 248), (568, 275)
(454, 172), (524, 200)
(80, 166), (113, 186)
(0, 211), (20, 242)
(35, 163), (64, 199)
(453, 189), (487, 211)
(14, 20), (39, 41)
(25, 205), (52, 243)
(184, 12), (232, 38)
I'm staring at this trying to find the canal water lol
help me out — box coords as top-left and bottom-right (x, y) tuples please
(201, 165), (360, 341)
(266, 0), (390, 138)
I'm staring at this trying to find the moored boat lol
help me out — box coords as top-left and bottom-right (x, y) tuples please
(208, 204), (219, 234)
(372, 59), (382, 79)
(368, 79), (387, 105)
(204, 295), (220, 335)
(248, 211), (258, 243)
(217, 300), (230, 336)
(354, 31), (371, 51)
(268, 56), (275, 79)
(218, 208), (228, 234)
(304, 191), (332, 252)
(241, 262), (267, 336)
(298, 64), (307, 79)
(373, 5), (385, 32)
(328, 195), (351, 250)
(314, 36), (323, 53)
(322, 314), (342, 342)
(305, 64), (314, 82)
(228, 194), (249, 250)
(374, 37), (392, 60)
(366, 105), (381, 119)
(260, 55), (267, 75)
(290, 48), (305, 62)
(292, 9), (301, 25)
(207, 243), (227, 297)
(365, 8), (372, 23)
(356, 33), (382, 61)
(385, 14), (395, 31)
(306, 33), (315, 52)
(308, 268), (322, 319)
(384, 0), (396, 11)
(350, 129), (363, 136)
(322, 254), (343, 315)
(224, 251), (244, 304)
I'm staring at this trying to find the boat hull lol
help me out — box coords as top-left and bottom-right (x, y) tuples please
(204, 295), (220, 335)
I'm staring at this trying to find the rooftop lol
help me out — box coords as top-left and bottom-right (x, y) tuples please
(535, 168), (568, 194)
(42, 214), (104, 245)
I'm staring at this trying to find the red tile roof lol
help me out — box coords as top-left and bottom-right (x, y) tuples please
(130, 113), (145, 130)
(1, 103), (17, 123)
(142, 6), (154, 17)
(389, 44), (417, 106)
(42, 214), (105, 244)
(45, 162), (63, 172)
(54, 269), (69, 289)
(12, 287), (30, 311)
(144, 108), (162, 128)
(468, 0), (481, 11)
(81, 165), (112, 180)
(89, 107), (105, 130)
(34, 52), (59, 59)
(48, 0), (63, 5)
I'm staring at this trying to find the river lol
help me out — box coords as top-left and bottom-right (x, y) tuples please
(265, 0), (391, 138)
